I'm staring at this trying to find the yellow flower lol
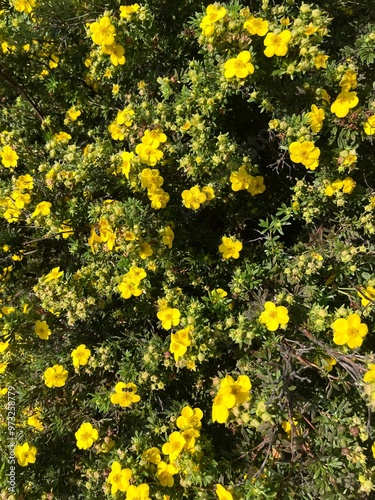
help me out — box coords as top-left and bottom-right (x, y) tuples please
(358, 286), (375, 307)
(98, 218), (116, 251)
(202, 185), (215, 200)
(216, 484), (233, 500)
(126, 484), (150, 499)
(67, 107), (81, 121)
(177, 406), (203, 431)
(339, 70), (357, 92)
(224, 51), (254, 79)
(27, 414), (44, 431)
(14, 443), (37, 466)
(264, 30), (292, 57)
(1, 306), (14, 315)
(182, 186), (207, 210)
(162, 431), (186, 461)
(1, 145), (18, 168)
(11, 190), (30, 209)
(212, 288), (228, 300)
(136, 143), (163, 166)
(119, 4), (140, 19)
(142, 129), (167, 148)
(321, 357), (337, 372)
(220, 374), (252, 406)
(0, 341), (9, 353)
(314, 53), (329, 69)
(118, 267), (146, 299)
(32, 201), (52, 217)
(116, 107), (135, 126)
(170, 326), (192, 361)
(71, 344), (91, 368)
(43, 364), (68, 388)
(102, 43), (126, 66)
(148, 188), (170, 209)
(247, 175), (266, 196)
(90, 17), (116, 46)
(43, 266), (63, 282)
(243, 16), (269, 36)
(289, 141), (320, 170)
(306, 104), (325, 133)
(157, 307), (181, 330)
(138, 241), (153, 259)
(0, 362), (9, 374)
(342, 153), (357, 166)
(259, 301), (289, 331)
(75, 422), (99, 450)
(119, 151), (134, 178)
(140, 168), (164, 190)
(53, 131), (71, 142)
(331, 313), (368, 349)
(341, 177), (356, 193)
(205, 4), (226, 23)
(109, 122), (126, 140)
(49, 54), (59, 69)
(230, 166), (252, 191)
(142, 447), (161, 464)
(108, 461), (132, 494)
(110, 382), (141, 407)
(212, 389), (236, 424)
(35, 320), (52, 340)
(304, 23), (318, 36)
(15, 174), (33, 191)
(363, 364), (375, 384)
(0, 387), (8, 396)
(161, 226), (174, 248)
(157, 461), (178, 487)
(364, 115), (375, 136)
(59, 222), (74, 239)
(330, 91), (359, 118)
(219, 236), (242, 259)
(282, 418), (302, 438)
(12, 0), (36, 14)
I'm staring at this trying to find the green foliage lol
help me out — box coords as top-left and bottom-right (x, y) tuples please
(0, 0), (375, 499)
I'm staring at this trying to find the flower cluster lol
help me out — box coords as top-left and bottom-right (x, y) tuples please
(324, 177), (356, 196)
(212, 374), (251, 424)
(229, 166), (265, 195)
(88, 217), (116, 253)
(181, 185), (214, 210)
(110, 382), (141, 408)
(89, 15), (126, 66)
(108, 106), (135, 140)
(140, 167), (170, 210)
(118, 266), (147, 299)
(170, 326), (193, 362)
(200, 4), (227, 37)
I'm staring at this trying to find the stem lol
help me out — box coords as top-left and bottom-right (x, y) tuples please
(0, 62), (44, 122)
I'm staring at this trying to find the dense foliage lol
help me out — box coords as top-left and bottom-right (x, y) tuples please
(1, 0), (375, 498)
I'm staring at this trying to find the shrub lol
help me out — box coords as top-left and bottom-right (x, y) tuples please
(0, 0), (375, 498)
